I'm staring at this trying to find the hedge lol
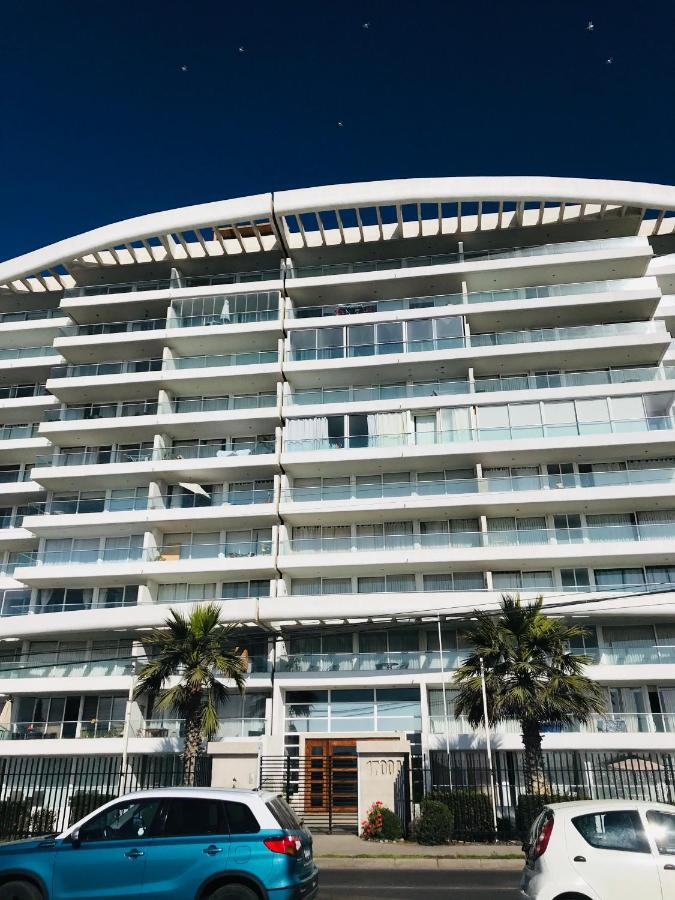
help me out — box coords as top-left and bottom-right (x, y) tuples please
(416, 799), (454, 845)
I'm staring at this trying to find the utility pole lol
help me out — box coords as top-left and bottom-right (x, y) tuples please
(479, 656), (499, 836)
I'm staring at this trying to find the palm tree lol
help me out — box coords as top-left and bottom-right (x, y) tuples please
(134, 602), (249, 784)
(453, 594), (606, 793)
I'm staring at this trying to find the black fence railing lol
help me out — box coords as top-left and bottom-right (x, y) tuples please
(0, 755), (212, 841)
(425, 750), (675, 841)
(260, 754), (362, 834)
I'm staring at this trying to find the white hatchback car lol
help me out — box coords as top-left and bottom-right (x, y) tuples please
(520, 798), (675, 900)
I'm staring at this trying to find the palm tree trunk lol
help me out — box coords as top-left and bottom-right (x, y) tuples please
(182, 701), (202, 786)
(521, 719), (547, 795)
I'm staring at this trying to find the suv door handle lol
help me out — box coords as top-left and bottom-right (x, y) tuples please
(125, 849), (144, 859)
(664, 864), (675, 870)
(573, 856), (586, 863)
(204, 845), (223, 856)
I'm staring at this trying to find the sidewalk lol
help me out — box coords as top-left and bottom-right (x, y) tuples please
(313, 833), (524, 868)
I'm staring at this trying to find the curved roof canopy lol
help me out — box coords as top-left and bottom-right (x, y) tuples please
(1, 175), (674, 295)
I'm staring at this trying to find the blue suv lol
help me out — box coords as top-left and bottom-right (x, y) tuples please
(0, 787), (319, 900)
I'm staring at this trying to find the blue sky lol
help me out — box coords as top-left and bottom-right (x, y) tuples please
(1, 0), (674, 261)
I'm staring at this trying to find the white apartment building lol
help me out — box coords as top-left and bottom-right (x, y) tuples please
(0, 176), (675, 776)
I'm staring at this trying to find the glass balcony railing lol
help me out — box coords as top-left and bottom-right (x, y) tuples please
(288, 365), (675, 406)
(0, 308), (64, 323)
(283, 465), (675, 503)
(285, 522), (675, 554)
(284, 415), (675, 453)
(19, 540), (273, 567)
(173, 394), (277, 414)
(0, 659), (132, 679)
(43, 402), (158, 422)
(75, 318), (167, 336)
(1, 720), (126, 740)
(277, 650), (466, 672)
(290, 278), (645, 319)
(288, 321), (663, 362)
(50, 358), (163, 378)
(588, 644), (675, 665)
(288, 237), (646, 279)
(25, 488), (274, 518)
(0, 424), (39, 440)
(170, 309), (278, 328)
(429, 712), (675, 736)
(0, 346), (59, 361)
(63, 268), (282, 299)
(134, 718), (266, 739)
(167, 350), (278, 370)
(35, 440), (276, 467)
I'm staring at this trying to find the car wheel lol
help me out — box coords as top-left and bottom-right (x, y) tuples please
(207, 885), (259, 900)
(0, 881), (43, 900)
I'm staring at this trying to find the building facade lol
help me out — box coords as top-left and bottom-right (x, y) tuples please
(1, 176), (675, 774)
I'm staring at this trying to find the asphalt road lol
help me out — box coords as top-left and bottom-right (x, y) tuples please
(318, 867), (521, 899)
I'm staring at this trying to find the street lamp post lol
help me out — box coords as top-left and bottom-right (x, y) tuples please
(120, 661), (136, 793)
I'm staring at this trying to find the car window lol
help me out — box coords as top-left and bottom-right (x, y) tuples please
(224, 801), (260, 834)
(161, 798), (228, 837)
(647, 810), (675, 855)
(266, 797), (302, 831)
(572, 810), (651, 853)
(78, 799), (162, 843)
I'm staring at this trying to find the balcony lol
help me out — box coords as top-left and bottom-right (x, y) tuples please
(75, 317), (167, 336)
(287, 365), (675, 407)
(287, 321), (664, 363)
(0, 347), (59, 363)
(429, 713), (675, 736)
(0, 658), (132, 679)
(35, 439), (276, 469)
(282, 465), (675, 505)
(289, 277), (653, 320)
(284, 522), (675, 556)
(43, 401), (158, 422)
(19, 539), (272, 568)
(283, 415), (675, 454)
(0, 309), (63, 324)
(288, 237), (647, 280)
(63, 267), (282, 299)
(133, 717), (266, 739)
(0, 720), (126, 740)
(276, 650), (465, 673)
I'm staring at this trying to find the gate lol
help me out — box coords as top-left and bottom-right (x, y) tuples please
(260, 751), (359, 833)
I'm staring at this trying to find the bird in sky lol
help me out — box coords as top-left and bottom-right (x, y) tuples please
(180, 64), (188, 72)
(238, 46), (245, 53)
(606, 57), (614, 64)
(586, 21), (594, 31)
(363, 21), (370, 29)
(337, 121), (344, 127)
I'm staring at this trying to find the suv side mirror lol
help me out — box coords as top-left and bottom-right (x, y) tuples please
(70, 829), (81, 848)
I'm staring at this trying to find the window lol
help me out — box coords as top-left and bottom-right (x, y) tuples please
(594, 568), (646, 589)
(572, 810), (650, 853)
(224, 801), (260, 834)
(161, 798), (228, 837)
(647, 810), (675, 855)
(100, 585), (138, 608)
(561, 569), (591, 592)
(158, 583), (217, 604)
(79, 799), (163, 843)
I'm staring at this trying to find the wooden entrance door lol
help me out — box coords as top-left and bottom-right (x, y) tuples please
(304, 739), (358, 813)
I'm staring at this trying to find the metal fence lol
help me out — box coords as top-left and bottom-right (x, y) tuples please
(425, 750), (675, 841)
(260, 754), (364, 834)
(0, 755), (212, 841)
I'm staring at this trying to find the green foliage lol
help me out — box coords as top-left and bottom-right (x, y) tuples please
(416, 799), (454, 845)
(380, 807), (403, 840)
(69, 791), (116, 825)
(516, 793), (565, 839)
(453, 594), (606, 785)
(0, 799), (55, 838)
(361, 801), (402, 840)
(134, 602), (249, 757)
(427, 788), (493, 840)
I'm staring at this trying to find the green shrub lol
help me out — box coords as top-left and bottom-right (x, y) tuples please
(416, 799), (453, 845)
(516, 793), (565, 839)
(427, 789), (493, 840)
(69, 790), (116, 825)
(361, 801), (403, 840)
(379, 807), (403, 840)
